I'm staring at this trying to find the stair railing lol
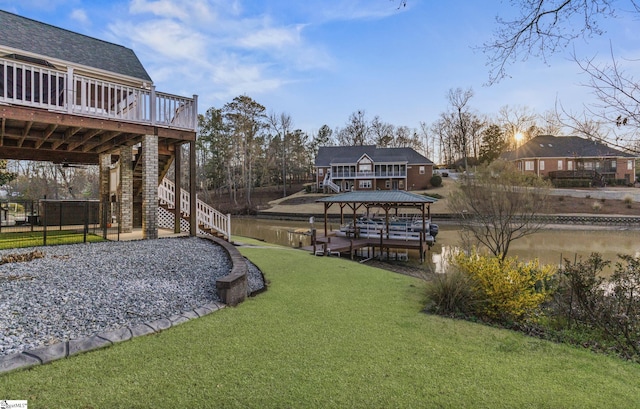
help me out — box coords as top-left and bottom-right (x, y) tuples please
(158, 178), (231, 241)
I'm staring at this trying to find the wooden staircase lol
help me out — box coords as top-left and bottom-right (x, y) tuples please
(157, 178), (231, 241)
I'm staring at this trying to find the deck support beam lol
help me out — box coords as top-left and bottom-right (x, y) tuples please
(119, 146), (133, 233)
(141, 134), (158, 239)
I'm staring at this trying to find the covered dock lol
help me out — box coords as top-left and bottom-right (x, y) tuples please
(312, 191), (437, 262)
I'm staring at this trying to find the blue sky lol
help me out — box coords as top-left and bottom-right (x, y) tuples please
(1, 0), (638, 136)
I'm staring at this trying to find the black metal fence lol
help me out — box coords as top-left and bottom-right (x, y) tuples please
(0, 199), (120, 248)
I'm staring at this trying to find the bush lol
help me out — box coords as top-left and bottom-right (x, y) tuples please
(553, 253), (640, 360)
(430, 174), (443, 187)
(453, 251), (556, 323)
(623, 194), (633, 207)
(424, 270), (476, 316)
(592, 201), (602, 212)
(552, 179), (592, 188)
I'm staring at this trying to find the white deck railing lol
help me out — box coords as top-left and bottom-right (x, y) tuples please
(0, 56), (197, 131)
(158, 178), (231, 241)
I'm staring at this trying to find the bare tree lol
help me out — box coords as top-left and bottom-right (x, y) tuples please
(338, 110), (371, 146)
(538, 109), (565, 136)
(371, 116), (394, 147)
(484, 0), (640, 149)
(498, 105), (538, 148)
(268, 112), (293, 197)
(449, 160), (551, 261)
(447, 87), (474, 170)
(482, 0), (622, 84)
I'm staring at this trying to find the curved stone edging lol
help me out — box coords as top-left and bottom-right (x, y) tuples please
(203, 235), (249, 306)
(0, 300), (225, 375)
(0, 235), (250, 376)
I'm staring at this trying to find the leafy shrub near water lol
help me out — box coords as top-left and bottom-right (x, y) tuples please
(550, 253), (640, 360)
(425, 251), (556, 323)
(454, 251), (556, 322)
(425, 249), (640, 361)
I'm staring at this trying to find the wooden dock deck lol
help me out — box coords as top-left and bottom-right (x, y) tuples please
(303, 231), (430, 262)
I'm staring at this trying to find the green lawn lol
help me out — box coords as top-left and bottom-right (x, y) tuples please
(1, 238), (640, 408)
(0, 230), (105, 249)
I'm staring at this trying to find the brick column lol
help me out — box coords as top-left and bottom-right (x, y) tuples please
(119, 146), (133, 233)
(99, 153), (111, 228)
(142, 135), (158, 239)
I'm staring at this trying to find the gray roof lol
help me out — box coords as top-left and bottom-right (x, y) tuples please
(315, 145), (433, 166)
(0, 10), (152, 82)
(502, 135), (636, 160)
(316, 190), (437, 204)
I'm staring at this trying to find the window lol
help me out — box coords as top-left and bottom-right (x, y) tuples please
(359, 164), (372, 172)
(359, 180), (372, 189)
(539, 160), (545, 171)
(318, 168), (324, 176)
(399, 180), (404, 188)
(612, 160), (617, 169)
(557, 160), (563, 170)
(584, 162), (594, 170)
(628, 160), (633, 170)
(568, 161), (573, 171)
(419, 166), (425, 174)
(525, 161), (534, 171)
(385, 180), (391, 188)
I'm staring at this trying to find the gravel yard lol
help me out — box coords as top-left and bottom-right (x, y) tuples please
(0, 237), (262, 356)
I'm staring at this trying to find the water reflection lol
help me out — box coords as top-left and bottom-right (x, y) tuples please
(233, 218), (640, 274)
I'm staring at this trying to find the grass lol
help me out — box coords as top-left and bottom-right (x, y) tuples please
(0, 230), (105, 249)
(2, 238), (640, 407)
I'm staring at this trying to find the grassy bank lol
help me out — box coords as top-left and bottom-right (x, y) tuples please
(1, 239), (640, 407)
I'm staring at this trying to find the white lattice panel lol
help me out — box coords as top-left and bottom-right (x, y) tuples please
(158, 206), (189, 232)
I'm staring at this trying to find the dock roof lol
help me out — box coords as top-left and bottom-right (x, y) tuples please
(316, 190), (437, 205)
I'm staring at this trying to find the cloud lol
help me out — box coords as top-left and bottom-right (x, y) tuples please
(128, 0), (214, 22)
(70, 8), (89, 25)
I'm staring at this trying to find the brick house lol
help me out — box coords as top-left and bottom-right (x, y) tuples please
(502, 135), (638, 184)
(315, 145), (434, 193)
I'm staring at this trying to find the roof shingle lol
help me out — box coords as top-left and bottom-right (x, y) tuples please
(315, 145), (433, 166)
(0, 10), (152, 82)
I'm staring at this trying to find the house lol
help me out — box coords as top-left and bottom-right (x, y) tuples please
(502, 135), (638, 185)
(315, 145), (434, 193)
(0, 10), (210, 239)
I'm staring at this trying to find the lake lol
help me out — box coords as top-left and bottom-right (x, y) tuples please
(232, 217), (640, 274)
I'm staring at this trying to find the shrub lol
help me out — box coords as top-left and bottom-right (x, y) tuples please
(623, 194), (633, 207)
(430, 174), (443, 187)
(554, 253), (640, 359)
(453, 251), (556, 323)
(424, 270), (476, 316)
(592, 201), (602, 212)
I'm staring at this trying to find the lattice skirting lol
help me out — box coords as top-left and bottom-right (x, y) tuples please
(158, 206), (190, 232)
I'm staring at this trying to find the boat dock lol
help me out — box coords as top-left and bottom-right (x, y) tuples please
(303, 230), (431, 262)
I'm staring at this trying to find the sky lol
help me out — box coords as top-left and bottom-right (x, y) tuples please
(1, 0), (638, 137)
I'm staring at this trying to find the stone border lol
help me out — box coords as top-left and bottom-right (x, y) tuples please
(0, 235), (252, 375)
(0, 300), (225, 375)
(206, 235), (249, 306)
